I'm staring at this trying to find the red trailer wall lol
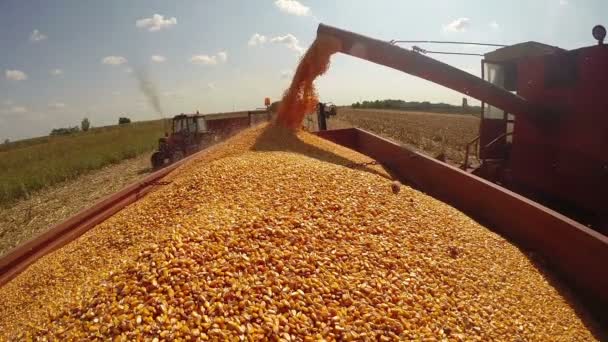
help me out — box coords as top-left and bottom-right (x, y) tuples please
(206, 117), (250, 136)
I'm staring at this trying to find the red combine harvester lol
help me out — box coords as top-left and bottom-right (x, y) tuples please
(151, 110), (270, 169)
(316, 23), (608, 234)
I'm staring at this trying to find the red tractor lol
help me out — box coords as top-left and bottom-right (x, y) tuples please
(151, 113), (212, 169)
(151, 110), (269, 169)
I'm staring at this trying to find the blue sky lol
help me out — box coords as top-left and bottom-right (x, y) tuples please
(0, 0), (605, 140)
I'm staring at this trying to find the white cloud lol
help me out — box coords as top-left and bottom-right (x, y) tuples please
(190, 55), (218, 65)
(248, 33), (305, 55)
(217, 51), (228, 62)
(49, 102), (66, 109)
(50, 68), (63, 76)
(443, 18), (470, 32)
(248, 33), (267, 46)
(559, 0), (568, 5)
(270, 34), (304, 54)
(280, 69), (293, 79)
(190, 52), (228, 66)
(5, 69), (28, 81)
(136, 14), (177, 32)
(102, 56), (128, 65)
(125, 67), (133, 73)
(274, 0), (310, 16)
(151, 55), (167, 63)
(490, 21), (500, 30)
(29, 29), (47, 42)
(10, 106), (27, 113)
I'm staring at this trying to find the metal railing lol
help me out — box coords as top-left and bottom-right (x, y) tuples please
(461, 131), (514, 170)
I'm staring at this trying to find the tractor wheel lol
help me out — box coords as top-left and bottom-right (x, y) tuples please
(151, 152), (165, 169)
(171, 150), (184, 163)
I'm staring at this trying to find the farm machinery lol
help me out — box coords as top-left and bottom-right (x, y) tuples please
(316, 102), (337, 131)
(151, 110), (269, 169)
(3, 23), (608, 330)
(316, 23), (608, 233)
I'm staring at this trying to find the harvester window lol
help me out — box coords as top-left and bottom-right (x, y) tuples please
(483, 63), (507, 120)
(503, 63), (518, 91)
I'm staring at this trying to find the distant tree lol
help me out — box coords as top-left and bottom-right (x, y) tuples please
(352, 99), (480, 114)
(3, 138), (9, 145)
(81, 117), (90, 132)
(118, 117), (131, 125)
(50, 126), (80, 136)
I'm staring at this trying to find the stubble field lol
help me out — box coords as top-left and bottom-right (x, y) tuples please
(332, 108), (480, 165)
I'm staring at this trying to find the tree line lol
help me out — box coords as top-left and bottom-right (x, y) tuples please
(49, 117), (131, 136)
(351, 99), (481, 115)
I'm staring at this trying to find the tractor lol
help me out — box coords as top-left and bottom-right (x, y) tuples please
(151, 109), (270, 169)
(150, 113), (213, 169)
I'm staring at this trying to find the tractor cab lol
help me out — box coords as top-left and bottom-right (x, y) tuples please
(172, 114), (208, 135)
(167, 113), (210, 153)
(151, 113), (212, 169)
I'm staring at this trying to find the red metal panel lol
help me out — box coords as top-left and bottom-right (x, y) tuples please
(317, 128), (608, 325)
(314, 127), (358, 148)
(479, 118), (507, 159)
(207, 117), (251, 137)
(512, 45), (608, 216)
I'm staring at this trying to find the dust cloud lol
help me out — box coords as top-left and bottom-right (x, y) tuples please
(133, 67), (164, 118)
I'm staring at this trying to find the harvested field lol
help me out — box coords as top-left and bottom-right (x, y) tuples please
(0, 153), (153, 257)
(0, 124), (599, 341)
(336, 108), (480, 165)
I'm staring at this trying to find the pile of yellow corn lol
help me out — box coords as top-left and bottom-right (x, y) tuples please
(0, 124), (599, 340)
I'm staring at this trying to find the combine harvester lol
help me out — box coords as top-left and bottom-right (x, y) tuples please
(1, 24), (607, 337)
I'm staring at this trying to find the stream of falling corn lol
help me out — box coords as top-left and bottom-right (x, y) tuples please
(0, 124), (599, 341)
(276, 35), (341, 130)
